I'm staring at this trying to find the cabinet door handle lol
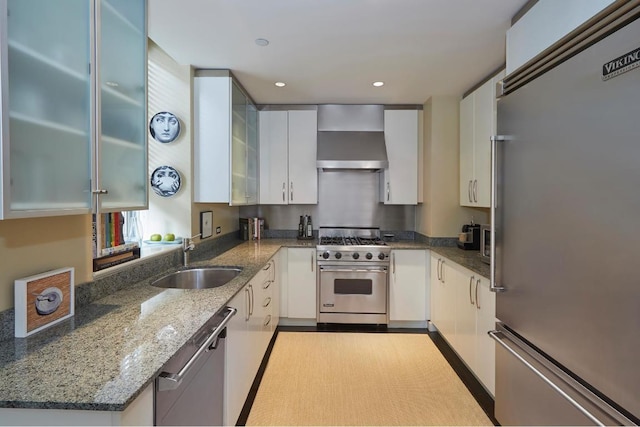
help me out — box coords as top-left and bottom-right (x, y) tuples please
(248, 284), (254, 316)
(469, 275), (475, 305)
(263, 296), (271, 308)
(290, 181), (294, 201)
(473, 179), (478, 202)
(311, 251), (314, 272)
(475, 279), (481, 309)
(386, 182), (390, 202)
(244, 288), (250, 321)
(436, 259), (441, 281)
(282, 182), (286, 202)
(440, 260), (445, 283)
(263, 314), (272, 327)
(468, 180), (473, 203)
(262, 279), (271, 289)
(392, 253), (396, 275)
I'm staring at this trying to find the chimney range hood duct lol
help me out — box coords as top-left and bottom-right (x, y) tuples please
(316, 105), (388, 171)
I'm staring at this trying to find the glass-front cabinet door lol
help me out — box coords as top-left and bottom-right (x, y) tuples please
(229, 80), (258, 206)
(95, 0), (147, 212)
(1, 0), (92, 218)
(0, 0), (147, 219)
(246, 101), (258, 205)
(231, 82), (247, 205)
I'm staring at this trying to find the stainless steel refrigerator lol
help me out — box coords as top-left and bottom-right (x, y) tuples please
(490, 2), (640, 425)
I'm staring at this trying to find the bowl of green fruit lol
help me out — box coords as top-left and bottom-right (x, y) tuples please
(145, 233), (182, 244)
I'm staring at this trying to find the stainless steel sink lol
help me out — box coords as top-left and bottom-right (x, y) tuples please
(152, 267), (242, 289)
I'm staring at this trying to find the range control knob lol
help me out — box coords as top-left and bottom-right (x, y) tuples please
(352, 252), (360, 260)
(322, 251), (330, 259)
(366, 253), (373, 260)
(378, 252), (386, 260)
(335, 252), (342, 259)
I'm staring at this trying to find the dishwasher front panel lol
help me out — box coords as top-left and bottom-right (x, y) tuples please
(155, 334), (225, 426)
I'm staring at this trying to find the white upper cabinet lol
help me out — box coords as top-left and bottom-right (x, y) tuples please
(259, 109), (317, 205)
(459, 70), (503, 208)
(506, 0), (614, 74)
(0, 0), (147, 219)
(194, 71), (258, 205)
(381, 109), (419, 205)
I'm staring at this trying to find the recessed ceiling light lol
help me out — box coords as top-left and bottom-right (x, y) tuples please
(255, 38), (269, 47)
(373, 81), (384, 87)
(275, 82), (286, 87)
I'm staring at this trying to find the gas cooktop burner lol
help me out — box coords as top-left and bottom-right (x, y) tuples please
(319, 236), (387, 246)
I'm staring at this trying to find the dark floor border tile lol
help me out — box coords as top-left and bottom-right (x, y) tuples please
(428, 330), (499, 426)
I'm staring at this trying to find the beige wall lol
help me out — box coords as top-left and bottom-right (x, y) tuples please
(145, 41), (194, 240)
(417, 96), (488, 238)
(0, 215), (92, 312)
(146, 41), (239, 242)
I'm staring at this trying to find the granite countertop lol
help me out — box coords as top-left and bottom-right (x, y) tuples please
(0, 239), (300, 412)
(386, 241), (489, 279)
(0, 237), (485, 412)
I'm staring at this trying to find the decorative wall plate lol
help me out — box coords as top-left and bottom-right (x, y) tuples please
(151, 165), (181, 197)
(149, 111), (181, 143)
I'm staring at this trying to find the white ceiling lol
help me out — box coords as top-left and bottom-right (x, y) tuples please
(148, 0), (528, 105)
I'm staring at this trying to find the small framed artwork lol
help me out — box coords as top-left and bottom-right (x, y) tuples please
(149, 111), (181, 143)
(15, 267), (75, 338)
(201, 211), (213, 239)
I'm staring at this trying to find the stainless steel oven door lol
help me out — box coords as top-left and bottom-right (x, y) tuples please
(318, 265), (388, 314)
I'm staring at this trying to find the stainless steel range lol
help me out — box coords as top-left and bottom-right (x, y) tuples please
(316, 227), (390, 324)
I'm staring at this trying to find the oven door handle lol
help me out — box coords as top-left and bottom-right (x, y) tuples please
(319, 267), (388, 273)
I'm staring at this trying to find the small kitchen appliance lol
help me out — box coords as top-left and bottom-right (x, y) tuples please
(457, 223), (481, 250)
(480, 224), (491, 265)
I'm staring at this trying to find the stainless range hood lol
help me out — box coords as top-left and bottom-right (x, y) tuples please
(316, 105), (388, 171)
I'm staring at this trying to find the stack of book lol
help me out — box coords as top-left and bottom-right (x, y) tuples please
(92, 213), (140, 272)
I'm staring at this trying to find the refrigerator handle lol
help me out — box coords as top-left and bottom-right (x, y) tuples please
(490, 135), (506, 292)
(489, 330), (606, 427)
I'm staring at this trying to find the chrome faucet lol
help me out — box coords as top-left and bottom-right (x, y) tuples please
(183, 233), (201, 267)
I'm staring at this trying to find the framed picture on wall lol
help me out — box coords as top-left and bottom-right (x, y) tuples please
(201, 211), (213, 239)
(15, 267), (75, 337)
(149, 111), (181, 143)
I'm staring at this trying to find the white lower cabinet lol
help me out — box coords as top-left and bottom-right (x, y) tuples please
(224, 283), (251, 427)
(389, 249), (429, 322)
(429, 253), (496, 395)
(286, 247), (317, 319)
(224, 256), (280, 426)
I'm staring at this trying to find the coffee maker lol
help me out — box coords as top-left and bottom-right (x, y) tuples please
(457, 223), (481, 250)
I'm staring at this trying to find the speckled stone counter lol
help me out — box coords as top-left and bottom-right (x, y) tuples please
(0, 237), (483, 413)
(387, 241), (489, 279)
(0, 239), (310, 412)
